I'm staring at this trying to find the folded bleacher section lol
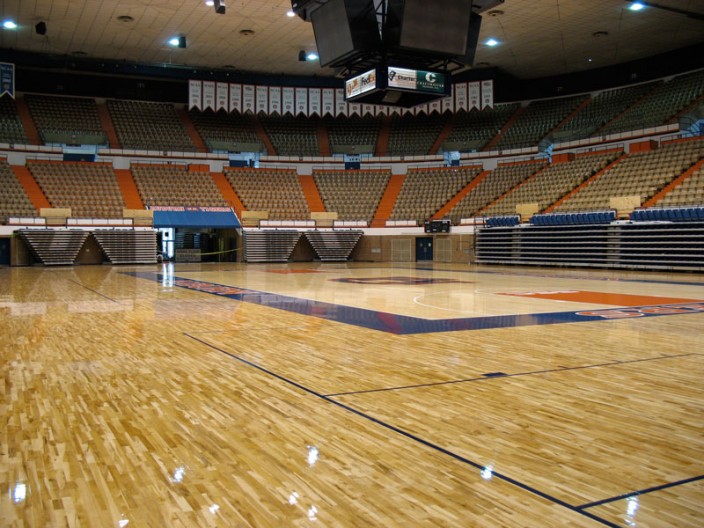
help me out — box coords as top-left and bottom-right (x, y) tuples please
(477, 205), (704, 270)
(304, 230), (363, 261)
(93, 230), (157, 264)
(17, 229), (89, 266)
(243, 230), (301, 262)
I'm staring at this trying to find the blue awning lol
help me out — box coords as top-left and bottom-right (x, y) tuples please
(152, 208), (241, 228)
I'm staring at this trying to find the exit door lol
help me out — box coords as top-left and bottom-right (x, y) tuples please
(0, 238), (9, 266)
(416, 237), (433, 261)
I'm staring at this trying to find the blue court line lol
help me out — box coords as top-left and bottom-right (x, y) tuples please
(324, 353), (699, 397)
(577, 474), (704, 510)
(126, 271), (704, 335)
(184, 332), (621, 528)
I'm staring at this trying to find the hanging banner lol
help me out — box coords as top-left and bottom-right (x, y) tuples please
(0, 62), (15, 99)
(295, 87), (308, 115)
(269, 86), (281, 115)
(376, 105), (388, 116)
(428, 99), (442, 114)
(481, 80), (494, 109)
(454, 82), (468, 111)
(202, 81), (216, 111)
(282, 87), (295, 115)
(242, 85), (255, 113)
(216, 82), (229, 111)
(188, 79), (202, 110)
(468, 81), (480, 110)
(415, 104), (429, 116)
(441, 95), (454, 114)
(309, 88), (321, 116)
(335, 88), (347, 116)
(322, 88), (334, 116)
(256, 85), (268, 114)
(229, 83), (242, 113)
(362, 104), (375, 116)
(348, 102), (361, 116)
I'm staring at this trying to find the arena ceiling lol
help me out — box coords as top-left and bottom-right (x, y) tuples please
(1, 0), (703, 81)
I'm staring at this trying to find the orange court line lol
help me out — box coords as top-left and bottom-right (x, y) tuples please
(500, 290), (701, 307)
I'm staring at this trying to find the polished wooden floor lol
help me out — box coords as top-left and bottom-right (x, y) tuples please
(1, 261), (703, 527)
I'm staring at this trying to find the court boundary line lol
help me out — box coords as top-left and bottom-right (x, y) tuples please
(185, 331), (621, 528)
(68, 278), (121, 303)
(324, 353), (699, 397)
(577, 474), (704, 510)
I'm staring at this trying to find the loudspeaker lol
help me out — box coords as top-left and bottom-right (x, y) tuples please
(178, 36), (187, 49)
(385, 0), (474, 57)
(214, 0), (226, 14)
(35, 21), (47, 35)
(310, 0), (381, 67)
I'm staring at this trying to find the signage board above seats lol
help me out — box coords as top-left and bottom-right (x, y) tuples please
(344, 65), (450, 108)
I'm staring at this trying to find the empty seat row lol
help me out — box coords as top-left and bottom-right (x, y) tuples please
(531, 210), (616, 225)
(630, 206), (704, 222)
(485, 215), (521, 227)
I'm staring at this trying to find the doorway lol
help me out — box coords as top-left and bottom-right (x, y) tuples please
(416, 237), (433, 261)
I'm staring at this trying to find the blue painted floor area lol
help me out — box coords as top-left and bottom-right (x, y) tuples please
(127, 271), (704, 335)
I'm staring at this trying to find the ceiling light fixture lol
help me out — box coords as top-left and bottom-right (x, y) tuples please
(168, 36), (187, 48)
(298, 50), (319, 62)
(2, 20), (18, 30)
(286, 10), (296, 17)
(628, 2), (646, 11)
(485, 38), (499, 47)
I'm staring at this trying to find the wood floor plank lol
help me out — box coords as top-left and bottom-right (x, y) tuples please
(1, 262), (702, 527)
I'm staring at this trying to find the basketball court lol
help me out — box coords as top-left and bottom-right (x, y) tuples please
(1, 262), (702, 527)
